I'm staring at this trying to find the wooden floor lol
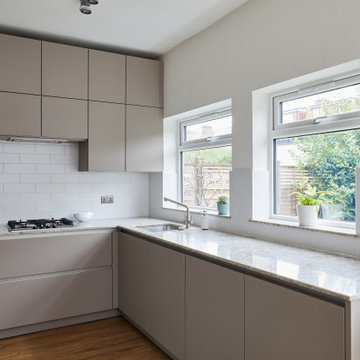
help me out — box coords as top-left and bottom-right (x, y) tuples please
(0, 316), (170, 360)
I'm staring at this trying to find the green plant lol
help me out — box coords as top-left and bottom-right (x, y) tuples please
(217, 196), (228, 205)
(292, 179), (324, 206)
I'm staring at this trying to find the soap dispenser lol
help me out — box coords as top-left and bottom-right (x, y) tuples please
(201, 210), (209, 230)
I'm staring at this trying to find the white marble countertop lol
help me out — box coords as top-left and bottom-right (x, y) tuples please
(1, 217), (360, 302)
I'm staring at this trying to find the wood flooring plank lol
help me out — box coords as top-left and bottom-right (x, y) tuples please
(0, 316), (170, 360)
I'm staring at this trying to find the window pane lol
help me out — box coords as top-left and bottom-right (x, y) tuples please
(281, 83), (360, 124)
(182, 146), (231, 209)
(184, 116), (232, 141)
(274, 129), (359, 222)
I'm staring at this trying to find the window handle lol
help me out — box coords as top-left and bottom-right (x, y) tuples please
(312, 116), (327, 124)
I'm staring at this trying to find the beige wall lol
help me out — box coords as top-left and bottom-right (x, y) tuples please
(163, 0), (360, 169)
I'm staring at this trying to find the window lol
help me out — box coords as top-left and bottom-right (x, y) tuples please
(179, 109), (232, 210)
(272, 75), (360, 226)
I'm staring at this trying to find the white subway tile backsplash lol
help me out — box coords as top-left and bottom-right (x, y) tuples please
(21, 174), (51, 184)
(0, 154), (19, 163)
(36, 183), (65, 193)
(5, 163), (35, 173)
(4, 143), (35, 154)
(20, 154), (50, 164)
(4, 184), (36, 193)
(36, 164), (65, 173)
(0, 141), (149, 222)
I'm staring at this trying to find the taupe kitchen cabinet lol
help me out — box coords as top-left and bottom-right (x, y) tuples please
(0, 230), (114, 331)
(147, 242), (185, 360)
(0, 34), (41, 94)
(0, 268), (112, 330)
(0, 92), (41, 137)
(126, 105), (163, 172)
(89, 50), (126, 103)
(42, 97), (87, 139)
(42, 41), (88, 99)
(245, 275), (345, 360)
(126, 56), (162, 107)
(186, 256), (245, 360)
(118, 232), (148, 330)
(79, 101), (126, 171)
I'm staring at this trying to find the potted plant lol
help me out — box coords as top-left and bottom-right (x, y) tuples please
(217, 196), (229, 216)
(293, 180), (324, 226)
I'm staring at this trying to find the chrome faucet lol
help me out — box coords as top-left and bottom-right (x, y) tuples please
(164, 197), (192, 229)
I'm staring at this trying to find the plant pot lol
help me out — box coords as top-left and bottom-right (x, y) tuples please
(297, 204), (319, 226)
(217, 203), (229, 216)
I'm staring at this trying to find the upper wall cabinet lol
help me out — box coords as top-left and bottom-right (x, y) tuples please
(42, 42), (88, 99)
(0, 34), (41, 95)
(126, 56), (162, 107)
(89, 50), (126, 103)
(126, 105), (163, 172)
(42, 97), (88, 140)
(0, 92), (41, 137)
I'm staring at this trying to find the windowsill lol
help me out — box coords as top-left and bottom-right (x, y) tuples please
(162, 206), (231, 219)
(250, 218), (357, 237)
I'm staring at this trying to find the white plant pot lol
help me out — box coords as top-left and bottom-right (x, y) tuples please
(297, 205), (318, 226)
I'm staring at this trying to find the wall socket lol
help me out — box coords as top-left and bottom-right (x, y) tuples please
(101, 195), (114, 204)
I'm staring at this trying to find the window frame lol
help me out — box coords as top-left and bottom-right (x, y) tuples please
(270, 74), (360, 228)
(178, 107), (232, 211)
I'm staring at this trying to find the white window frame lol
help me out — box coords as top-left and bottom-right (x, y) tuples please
(270, 74), (360, 229)
(178, 107), (232, 211)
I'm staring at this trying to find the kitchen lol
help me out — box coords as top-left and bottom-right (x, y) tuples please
(0, 0), (360, 359)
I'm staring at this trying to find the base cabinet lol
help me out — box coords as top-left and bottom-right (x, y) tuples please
(245, 275), (345, 360)
(147, 242), (185, 360)
(0, 268), (112, 330)
(186, 256), (245, 360)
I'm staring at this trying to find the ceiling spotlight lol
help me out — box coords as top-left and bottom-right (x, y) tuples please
(80, 0), (91, 15)
(88, 0), (98, 4)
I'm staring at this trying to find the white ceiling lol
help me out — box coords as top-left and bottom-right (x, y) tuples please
(0, 0), (248, 57)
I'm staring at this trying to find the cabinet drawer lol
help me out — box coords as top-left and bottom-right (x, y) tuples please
(0, 92), (41, 137)
(0, 231), (112, 279)
(0, 268), (112, 330)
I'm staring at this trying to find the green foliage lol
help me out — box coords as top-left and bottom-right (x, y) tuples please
(217, 196), (228, 204)
(292, 179), (324, 206)
(183, 147), (232, 165)
(292, 129), (360, 221)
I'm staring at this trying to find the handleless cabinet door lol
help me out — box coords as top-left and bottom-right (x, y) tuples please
(245, 275), (345, 360)
(42, 41), (88, 99)
(0, 92), (41, 137)
(118, 233), (148, 330)
(86, 101), (125, 171)
(0, 34), (41, 94)
(42, 96), (88, 139)
(89, 50), (126, 103)
(126, 56), (162, 107)
(147, 242), (185, 360)
(186, 256), (245, 360)
(126, 105), (163, 172)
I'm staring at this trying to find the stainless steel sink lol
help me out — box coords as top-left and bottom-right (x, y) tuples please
(136, 223), (182, 232)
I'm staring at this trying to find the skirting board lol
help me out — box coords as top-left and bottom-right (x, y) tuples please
(0, 309), (120, 340)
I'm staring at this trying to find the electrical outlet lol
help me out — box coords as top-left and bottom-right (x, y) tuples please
(101, 195), (114, 204)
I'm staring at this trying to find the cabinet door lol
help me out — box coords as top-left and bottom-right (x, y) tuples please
(89, 50), (126, 103)
(85, 101), (125, 171)
(118, 233), (148, 330)
(245, 275), (345, 360)
(0, 268), (112, 330)
(147, 242), (185, 359)
(126, 105), (163, 172)
(0, 92), (41, 137)
(0, 231), (112, 279)
(42, 96), (88, 139)
(126, 56), (162, 107)
(42, 41), (88, 99)
(0, 34), (41, 94)
(186, 256), (245, 360)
